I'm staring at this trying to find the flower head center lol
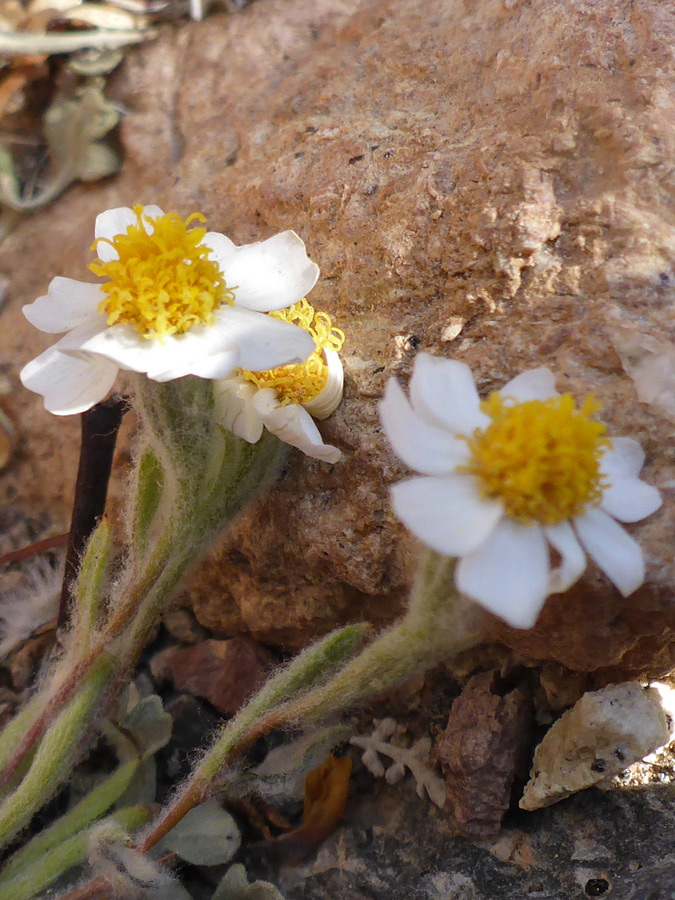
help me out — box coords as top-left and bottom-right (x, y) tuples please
(88, 206), (234, 339)
(241, 299), (345, 405)
(460, 393), (610, 525)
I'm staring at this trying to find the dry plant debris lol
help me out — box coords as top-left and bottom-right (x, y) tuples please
(0, 0), (218, 233)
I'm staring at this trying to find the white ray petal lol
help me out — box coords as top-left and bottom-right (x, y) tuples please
(600, 477), (662, 523)
(171, 349), (239, 381)
(302, 349), (344, 420)
(220, 231), (320, 312)
(219, 307), (315, 371)
(409, 353), (489, 434)
(202, 231), (237, 268)
(20, 346), (118, 415)
(573, 508), (646, 596)
(94, 205), (164, 261)
(390, 474), (502, 557)
(214, 378), (264, 443)
(254, 390), (341, 462)
(500, 367), (558, 403)
(23, 278), (104, 334)
(600, 437), (646, 479)
(456, 519), (550, 629)
(58, 307), (314, 383)
(380, 378), (469, 476)
(544, 521), (587, 594)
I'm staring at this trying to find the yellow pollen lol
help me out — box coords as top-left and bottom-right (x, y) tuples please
(88, 205), (234, 339)
(460, 393), (610, 525)
(241, 299), (345, 405)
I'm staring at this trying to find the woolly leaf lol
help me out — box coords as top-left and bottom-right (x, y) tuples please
(121, 694), (173, 760)
(213, 864), (284, 900)
(134, 446), (164, 557)
(251, 725), (351, 801)
(117, 757), (157, 808)
(157, 799), (241, 866)
(75, 517), (110, 636)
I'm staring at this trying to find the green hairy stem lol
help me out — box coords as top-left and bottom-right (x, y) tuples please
(0, 806), (149, 900)
(0, 761), (139, 889)
(0, 657), (113, 847)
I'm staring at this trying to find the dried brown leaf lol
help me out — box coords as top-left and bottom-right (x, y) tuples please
(260, 755), (352, 863)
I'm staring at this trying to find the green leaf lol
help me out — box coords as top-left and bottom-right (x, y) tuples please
(157, 799), (240, 866)
(134, 446), (165, 557)
(149, 884), (193, 900)
(75, 517), (111, 637)
(0, 762), (138, 888)
(0, 148), (19, 196)
(0, 655), (113, 849)
(118, 756), (157, 808)
(121, 694), (173, 760)
(197, 625), (369, 787)
(213, 865), (284, 900)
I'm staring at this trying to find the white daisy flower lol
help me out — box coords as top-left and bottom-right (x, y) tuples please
(380, 353), (662, 629)
(20, 205), (318, 415)
(214, 299), (344, 463)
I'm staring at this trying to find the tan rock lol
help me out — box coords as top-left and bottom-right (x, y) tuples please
(161, 607), (209, 645)
(1, 0), (674, 676)
(520, 682), (673, 811)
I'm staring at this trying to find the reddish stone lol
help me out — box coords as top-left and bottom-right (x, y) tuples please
(436, 671), (533, 838)
(166, 638), (277, 715)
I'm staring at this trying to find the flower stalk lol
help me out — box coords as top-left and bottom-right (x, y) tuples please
(136, 553), (480, 857)
(0, 379), (289, 821)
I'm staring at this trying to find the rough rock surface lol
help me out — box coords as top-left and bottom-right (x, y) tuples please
(251, 772), (675, 900)
(436, 670), (533, 837)
(1, 3), (675, 897)
(163, 637), (277, 715)
(1, 2), (674, 670)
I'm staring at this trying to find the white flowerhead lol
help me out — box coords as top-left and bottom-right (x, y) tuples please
(214, 299), (344, 463)
(380, 354), (662, 630)
(20, 205), (319, 415)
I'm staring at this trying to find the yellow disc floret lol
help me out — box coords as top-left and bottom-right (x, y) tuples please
(241, 299), (345, 405)
(460, 393), (610, 525)
(89, 205), (234, 340)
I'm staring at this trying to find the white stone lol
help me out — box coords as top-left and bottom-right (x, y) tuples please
(520, 682), (674, 811)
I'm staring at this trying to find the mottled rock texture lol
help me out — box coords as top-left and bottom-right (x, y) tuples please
(1, 0), (674, 680)
(436, 670), (533, 837)
(163, 637), (277, 714)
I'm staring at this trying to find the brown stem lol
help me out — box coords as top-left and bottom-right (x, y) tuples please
(59, 396), (127, 630)
(138, 784), (203, 852)
(138, 703), (298, 854)
(0, 532), (68, 566)
(57, 875), (109, 900)
(56, 853), (177, 900)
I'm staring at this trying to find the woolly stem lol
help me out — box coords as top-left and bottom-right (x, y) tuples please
(0, 401), (289, 803)
(0, 806), (149, 900)
(0, 533), (176, 794)
(140, 553), (480, 853)
(0, 760), (139, 888)
(0, 656), (113, 848)
(139, 624), (370, 851)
